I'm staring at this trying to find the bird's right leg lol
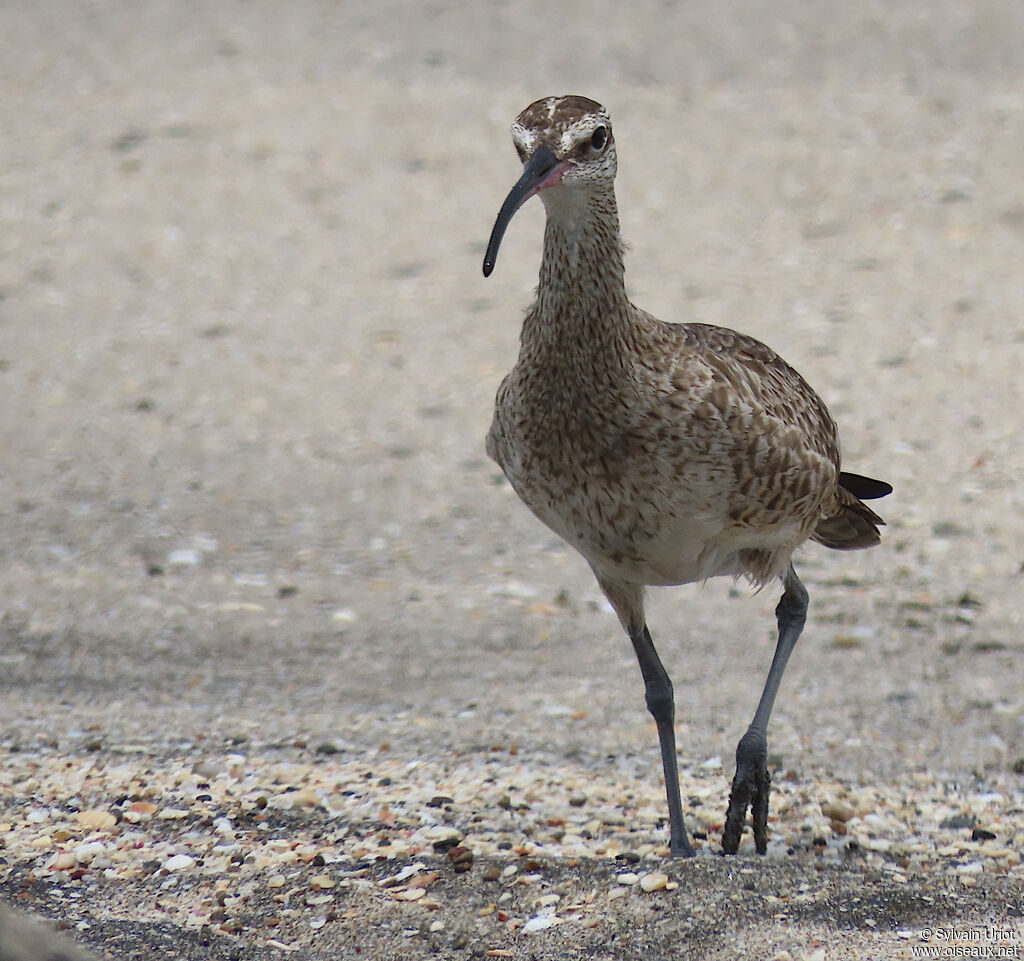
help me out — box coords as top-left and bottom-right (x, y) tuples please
(628, 622), (695, 858)
(596, 573), (695, 858)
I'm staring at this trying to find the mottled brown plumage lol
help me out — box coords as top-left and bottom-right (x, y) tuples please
(483, 96), (890, 857)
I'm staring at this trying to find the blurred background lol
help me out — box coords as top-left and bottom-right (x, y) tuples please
(1, 0), (1022, 781)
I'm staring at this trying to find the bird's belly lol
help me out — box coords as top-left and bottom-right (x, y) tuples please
(493, 435), (806, 589)
(592, 513), (804, 587)
(583, 518), (743, 587)
(494, 446), (739, 586)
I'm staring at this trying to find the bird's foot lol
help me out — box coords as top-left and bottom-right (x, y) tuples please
(668, 834), (696, 859)
(721, 729), (770, 855)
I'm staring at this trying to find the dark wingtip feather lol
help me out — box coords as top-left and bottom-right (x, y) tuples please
(838, 471), (892, 500)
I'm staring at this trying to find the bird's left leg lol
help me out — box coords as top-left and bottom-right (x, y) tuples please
(722, 563), (808, 854)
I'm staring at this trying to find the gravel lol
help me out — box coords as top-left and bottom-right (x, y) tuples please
(1, 745), (1022, 956)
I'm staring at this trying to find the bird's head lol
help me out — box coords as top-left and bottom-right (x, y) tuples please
(483, 95), (616, 277)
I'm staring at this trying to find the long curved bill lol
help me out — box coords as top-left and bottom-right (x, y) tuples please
(482, 145), (562, 277)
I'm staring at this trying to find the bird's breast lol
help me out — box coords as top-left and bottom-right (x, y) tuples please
(488, 377), (727, 574)
(487, 355), (832, 587)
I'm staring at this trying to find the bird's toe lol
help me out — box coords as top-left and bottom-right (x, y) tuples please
(721, 734), (771, 855)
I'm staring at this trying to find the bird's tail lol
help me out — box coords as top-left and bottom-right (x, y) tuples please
(812, 472), (892, 550)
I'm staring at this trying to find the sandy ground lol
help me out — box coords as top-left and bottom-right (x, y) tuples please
(1, 1), (1023, 958)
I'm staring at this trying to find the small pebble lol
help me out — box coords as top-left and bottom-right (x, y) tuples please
(74, 841), (106, 863)
(639, 871), (669, 892)
(123, 801), (157, 823)
(167, 548), (200, 567)
(380, 863), (426, 887)
(522, 915), (558, 933)
(820, 800), (856, 823)
(447, 846), (474, 872)
(50, 851), (77, 870)
(163, 854), (195, 872)
(192, 761), (222, 780)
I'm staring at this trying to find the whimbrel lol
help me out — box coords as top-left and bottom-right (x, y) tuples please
(482, 95), (891, 857)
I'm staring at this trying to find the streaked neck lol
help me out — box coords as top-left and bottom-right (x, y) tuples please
(535, 184), (629, 320)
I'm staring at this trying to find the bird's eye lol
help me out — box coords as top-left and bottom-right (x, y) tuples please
(590, 126), (607, 151)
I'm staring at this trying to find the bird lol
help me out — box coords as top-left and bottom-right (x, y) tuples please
(481, 95), (891, 858)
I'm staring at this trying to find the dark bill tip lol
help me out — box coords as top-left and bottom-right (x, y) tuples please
(482, 145), (559, 277)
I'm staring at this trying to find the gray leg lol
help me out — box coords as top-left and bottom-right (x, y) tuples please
(629, 623), (695, 858)
(722, 564), (808, 854)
